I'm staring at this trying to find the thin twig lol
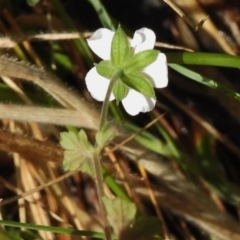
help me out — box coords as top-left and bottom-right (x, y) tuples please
(0, 171), (77, 207)
(0, 32), (92, 48)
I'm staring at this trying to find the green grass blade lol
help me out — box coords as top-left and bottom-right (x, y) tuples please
(125, 122), (173, 157)
(88, 0), (116, 30)
(196, 134), (240, 204)
(102, 166), (131, 201)
(50, 0), (94, 66)
(166, 52), (240, 68)
(169, 64), (240, 102)
(0, 220), (117, 239)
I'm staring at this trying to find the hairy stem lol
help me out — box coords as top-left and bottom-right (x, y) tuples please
(93, 151), (112, 240)
(96, 69), (123, 240)
(99, 69), (122, 129)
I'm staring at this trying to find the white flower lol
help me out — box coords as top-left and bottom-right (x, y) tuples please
(85, 28), (168, 116)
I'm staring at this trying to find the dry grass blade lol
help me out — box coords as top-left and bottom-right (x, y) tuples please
(0, 104), (98, 129)
(0, 32), (92, 48)
(170, 0), (235, 54)
(163, 0), (208, 30)
(0, 56), (100, 128)
(162, 90), (240, 158)
(0, 129), (62, 163)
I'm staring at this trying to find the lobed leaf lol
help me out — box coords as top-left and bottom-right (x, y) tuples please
(60, 130), (95, 176)
(95, 122), (116, 149)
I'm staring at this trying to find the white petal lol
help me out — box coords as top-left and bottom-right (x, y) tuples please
(143, 53), (168, 88)
(87, 28), (114, 60)
(130, 28), (156, 53)
(85, 67), (115, 101)
(121, 89), (156, 116)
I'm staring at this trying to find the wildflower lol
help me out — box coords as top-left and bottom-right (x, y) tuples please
(85, 27), (168, 116)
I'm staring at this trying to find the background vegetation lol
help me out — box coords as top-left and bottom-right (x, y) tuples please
(0, 0), (240, 239)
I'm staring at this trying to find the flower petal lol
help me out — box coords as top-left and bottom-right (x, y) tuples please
(121, 89), (156, 115)
(85, 67), (115, 101)
(143, 53), (168, 88)
(130, 28), (156, 53)
(87, 28), (114, 60)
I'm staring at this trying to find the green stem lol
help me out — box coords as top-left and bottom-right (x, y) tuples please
(95, 69), (123, 240)
(99, 69), (122, 129)
(93, 152), (112, 240)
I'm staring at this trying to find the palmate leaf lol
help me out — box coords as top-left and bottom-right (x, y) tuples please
(60, 130), (95, 176)
(95, 122), (115, 149)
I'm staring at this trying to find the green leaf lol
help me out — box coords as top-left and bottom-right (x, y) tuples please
(60, 130), (95, 176)
(102, 197), (136, 236)
(121, 72), (156, 98)
(111, 25), (130, 66)
(95, 60), (115, 79)
(95, 122), (116, 149)
(124, 50), (159, 72)
(113, 80), (129, 104)
(120, 216), (163, 240)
